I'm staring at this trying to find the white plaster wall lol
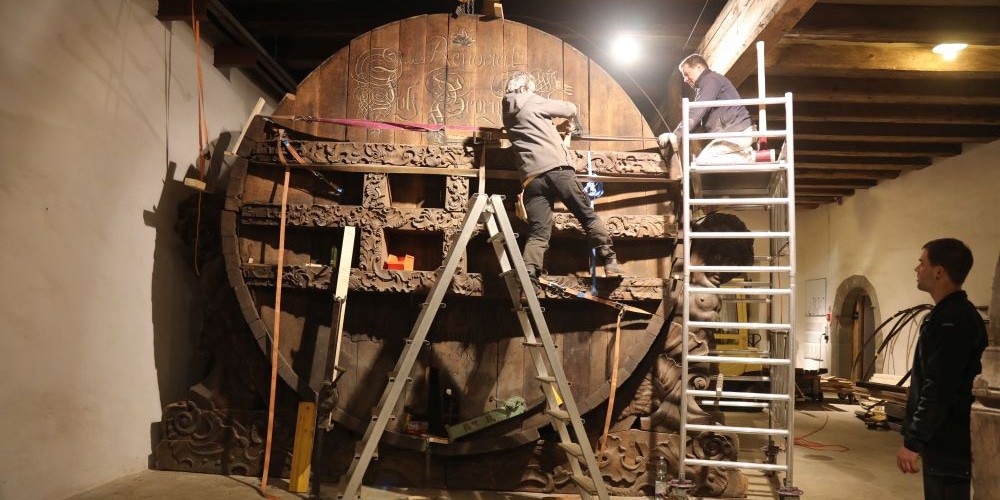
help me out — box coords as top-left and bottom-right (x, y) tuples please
(0, 2), (273, 498)
(794, 139), (1000, 377)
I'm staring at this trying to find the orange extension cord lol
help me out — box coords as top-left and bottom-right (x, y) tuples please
(191, 0), (209, 276)
(794, 413), (850, 452)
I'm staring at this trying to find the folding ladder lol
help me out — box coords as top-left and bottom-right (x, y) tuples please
(670, 91), (802, 499)
(338, 193), (610, 500)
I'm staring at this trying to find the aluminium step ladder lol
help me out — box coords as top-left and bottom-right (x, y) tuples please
(337, 193), (610, 500)
(671, 92), (802, 499)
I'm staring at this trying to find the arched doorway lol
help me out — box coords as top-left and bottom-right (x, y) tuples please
(830, 276), (882, 381)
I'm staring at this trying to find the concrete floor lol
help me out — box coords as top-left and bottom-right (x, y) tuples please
(69, 403), (921, 500)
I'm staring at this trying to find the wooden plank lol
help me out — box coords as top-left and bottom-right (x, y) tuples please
(589, 61), (621, 153)
(790, 4), (1000, 45)
(527, 26), (564, 102)
(315, 49), (349, 140)
(288, 401), (316, 493)
(563, 43), (591, 151)
(474, 16), (504, 130)
(742, 76), (1000, 105)
(445, 14), (477, 140)
(697, 0), (818, 86)
(396, 15), (429, 146)
(769, 41), (1000, 78)
(346, 32), (372, 143)
(367, 21), (401, 144)
(425, 14), (450, 144)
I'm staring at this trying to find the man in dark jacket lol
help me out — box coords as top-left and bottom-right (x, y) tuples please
(898, 238), (987, 500)
(501, 71), (623, 279)
(658, 54), (754, 165)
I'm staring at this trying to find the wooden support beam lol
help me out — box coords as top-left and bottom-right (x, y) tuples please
(790, 5), (1000, 44)
(796, 140), (962, 157)
(798, 187), (856, 196)
(796, 202), (822, 209)
(776, 102), (1000, 125)
(796, 178), (878, 189)
(768, 41), (1000, 78)
(156, 0), (207, 21)
(797, 194), (844, 203)
(790, 122), (1000, 143)
(797, 162), (925, 172)
(214, 44), (259, 68)
(697, 0), (818, 87)
(817, 1), (1000, 7)
(743, 77), (1000, 105)
(797, 169), (900, 180)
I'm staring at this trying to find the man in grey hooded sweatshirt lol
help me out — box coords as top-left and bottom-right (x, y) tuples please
(501, 71), (623, 279)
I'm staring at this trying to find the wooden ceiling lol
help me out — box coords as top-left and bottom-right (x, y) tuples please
(161, 0), (1000, 208)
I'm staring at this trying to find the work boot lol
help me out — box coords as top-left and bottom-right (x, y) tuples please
(595, 245), (624, 278)
(603, 256), (625, 278)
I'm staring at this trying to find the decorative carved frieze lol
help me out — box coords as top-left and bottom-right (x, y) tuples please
(363, 173), (391, 209)
(250, 140), (671, 179)
(551, 213), (676, 239)
(241, 264), (665, 300)
(446, 175), (470, 212)
(239, 203), (673, 240)
(251, 141), (477, 169)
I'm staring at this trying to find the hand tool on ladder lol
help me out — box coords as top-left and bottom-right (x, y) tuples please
(336, 194), (610, 500)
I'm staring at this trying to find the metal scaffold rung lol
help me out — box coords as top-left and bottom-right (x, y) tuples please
(688, 286), (790, 295)
(688, 389), (791, 401)
(690, 164), (787, 173)
(689, 265), (791, 273)
(685, 458), (789, 472)
(690, 197), (790, 205)
(688, 231), (790, 239)
(545, 408), (570, 421)
(698, 400), (770, 408)
(688, 321), (791, 330)
(687, 424), (788, 436)
(688, 355), (790, 365)
(689, 129), (789, 140)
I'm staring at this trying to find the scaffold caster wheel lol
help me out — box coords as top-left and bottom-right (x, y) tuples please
(668, 478), (694, 498)
(778, 485), (804, 499)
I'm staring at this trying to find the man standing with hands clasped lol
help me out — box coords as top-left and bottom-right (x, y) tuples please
(898, 238), (987, 500)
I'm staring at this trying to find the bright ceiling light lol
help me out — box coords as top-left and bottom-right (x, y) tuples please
(611, 34), (641, 65)
(933, 43), (968, 61)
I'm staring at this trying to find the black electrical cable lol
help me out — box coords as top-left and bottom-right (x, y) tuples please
(848, 304), (931, 383)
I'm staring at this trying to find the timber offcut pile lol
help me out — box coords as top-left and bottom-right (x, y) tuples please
(820, 376), (854, 399)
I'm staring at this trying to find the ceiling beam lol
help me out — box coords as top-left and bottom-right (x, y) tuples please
(796, 140), (962, 157)
(775, 102), (1000, 125)
(697, 0), (817, 87)
(796, 178), (879, 189)
(798, 195), (844, 203)
(767, 41), (1000, 78)
(743, 76), (1000, 105)
(816, 0), (1000, 6)
(797, 159), (927, 171)
(798, 187), (856, 196)
(797, 169), (900, 180)
(790, 122), (1000, 143)
(790, 5), (1000, 44)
